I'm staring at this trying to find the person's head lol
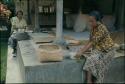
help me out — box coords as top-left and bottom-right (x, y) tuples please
(89, 11), (103, 28)
(16, 10), (23, 19)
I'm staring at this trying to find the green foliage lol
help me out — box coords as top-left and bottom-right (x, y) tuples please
(0, 41), (8, 82)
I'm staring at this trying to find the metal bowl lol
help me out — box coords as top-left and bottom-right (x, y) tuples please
(15, 32), (30, 41)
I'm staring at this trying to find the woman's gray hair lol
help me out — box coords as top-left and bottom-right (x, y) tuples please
(89, 11), (103, 22)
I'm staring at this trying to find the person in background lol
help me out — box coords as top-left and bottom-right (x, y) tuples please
(75, 11), (115, 83)
(9, 10), (27, 57)
(11, 10), (27, 33)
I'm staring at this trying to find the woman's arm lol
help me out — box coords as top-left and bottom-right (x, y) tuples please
(75, 41), (92, 58)
(80, 41), (92, 53)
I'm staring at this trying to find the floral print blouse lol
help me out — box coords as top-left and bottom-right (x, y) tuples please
(90, 22), (114, 52)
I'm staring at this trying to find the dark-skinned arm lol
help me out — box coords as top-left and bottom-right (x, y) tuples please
(80, 41), (92, 53)
(75, 41), (92, 58)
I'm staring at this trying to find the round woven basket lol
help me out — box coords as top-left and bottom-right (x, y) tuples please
(37, 44), (63, 62)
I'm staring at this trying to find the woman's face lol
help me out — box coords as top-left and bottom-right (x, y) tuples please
(89, 16), (97, 28)
(17, 12), (23, 19)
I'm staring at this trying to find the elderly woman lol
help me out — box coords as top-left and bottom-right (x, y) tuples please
(75, 11), (115, 83)
(9, 10), (27, 57)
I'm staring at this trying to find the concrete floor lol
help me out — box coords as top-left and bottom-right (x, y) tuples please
(6, 46), (23, 83)
(104, 56), (125, 83)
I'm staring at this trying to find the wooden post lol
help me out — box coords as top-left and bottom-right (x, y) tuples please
(119, 0), (125, 29)
(34, 0), (39, 31)
(27, 0), (31, 25)
(114, 0), (125, 30)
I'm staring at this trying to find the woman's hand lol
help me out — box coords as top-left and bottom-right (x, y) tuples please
(75, 50), (83, 59)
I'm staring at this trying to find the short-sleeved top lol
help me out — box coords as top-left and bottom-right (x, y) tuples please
(90, 22), (114, 52)
(11, 16), (27, 32)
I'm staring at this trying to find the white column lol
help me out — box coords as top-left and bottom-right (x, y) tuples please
(54, 0), (66, 45)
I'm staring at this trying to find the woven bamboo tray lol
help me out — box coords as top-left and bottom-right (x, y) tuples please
(37, 44), (63, 62)
(33, 36), (55, 44)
